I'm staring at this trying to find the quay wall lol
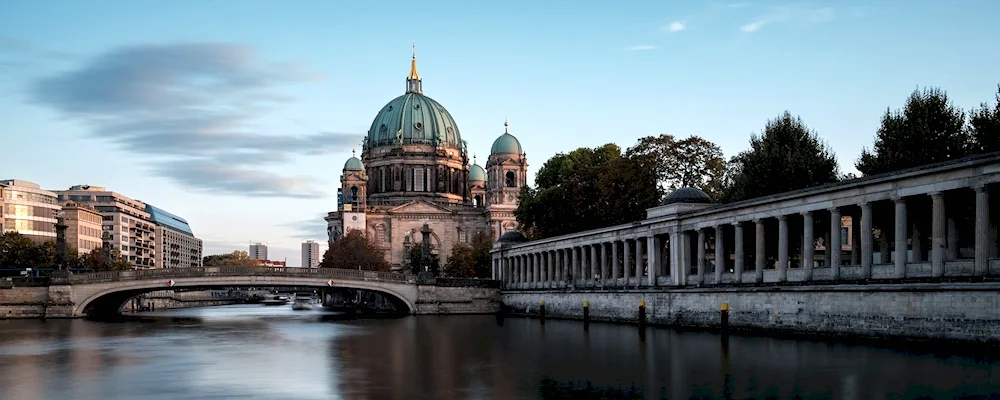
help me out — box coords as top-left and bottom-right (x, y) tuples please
(502, 283), (1000, 343)
(0, 286), (49, 318)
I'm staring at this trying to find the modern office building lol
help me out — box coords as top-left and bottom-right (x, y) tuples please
(145, 204), (203, 268)
(55, 185), (156, 269)
(249, 243), (268, 260)
(301, 240), (320, 268)
(0, 179), (62, 244)
(61, 201), (103, 254)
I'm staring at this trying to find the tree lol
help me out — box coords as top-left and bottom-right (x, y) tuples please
(515, 144), (662, 239)
(723, 111), (839, 203)
(443, 231), (493, 278)
(856, 87), (970, 175)
(407, 244), (440, 274)
(321, 230), (389, 272)
(968, 84), (1000, 153)
(0, 232), (39, 269)
(626, 135), (727, 201)
(202, 250), (257, 266)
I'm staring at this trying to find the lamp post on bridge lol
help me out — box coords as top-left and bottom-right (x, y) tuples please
(50, 211), (73, 284)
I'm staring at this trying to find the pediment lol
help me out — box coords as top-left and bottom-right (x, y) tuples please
(387, 200), (453, 214)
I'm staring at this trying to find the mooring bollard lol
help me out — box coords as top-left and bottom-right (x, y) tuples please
(583, 300), (590, 326)
(539, 300), (546, 324)
(638, 300), (646, 328)
(720, 302), (729, 332)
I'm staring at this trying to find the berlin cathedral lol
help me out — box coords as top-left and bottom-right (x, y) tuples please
(326, 54), (528, 271)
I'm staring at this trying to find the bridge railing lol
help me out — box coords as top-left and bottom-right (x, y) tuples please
(68, 266), (412, 284)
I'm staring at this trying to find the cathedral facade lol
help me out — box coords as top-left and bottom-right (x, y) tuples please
(325, 54), (527, 271)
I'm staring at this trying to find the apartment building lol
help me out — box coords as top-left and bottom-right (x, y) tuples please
(61, 201), (103, 254)
(55, 185), (156, 269)
(249, 243), (268, 260)
(301, 240), (320, 268)
(0, 179), (62, 244)
(145, 204), (203, 268)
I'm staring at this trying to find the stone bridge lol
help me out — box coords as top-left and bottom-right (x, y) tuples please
(34, 267), (500, 318)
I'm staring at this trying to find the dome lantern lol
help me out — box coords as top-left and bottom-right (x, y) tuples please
(343, 148), (364, 171)
(406, 44), (422, 94)
(490, 120), (524, 155)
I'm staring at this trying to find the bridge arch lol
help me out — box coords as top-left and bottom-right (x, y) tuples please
(68, 268), (418, 318)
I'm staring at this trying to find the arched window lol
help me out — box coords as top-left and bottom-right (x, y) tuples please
(350, 186), (359, 206)
(505, 171), (516, 187)
(375, 225), (387, 242)
(473, 195), (483, 207)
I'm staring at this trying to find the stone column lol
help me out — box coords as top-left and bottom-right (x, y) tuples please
(733, 222), (744, 284)
(829, 208), (842, 280)
(556, 249), (563, 285)
(975, 186), (990, 276)
(802, 211), (814, 281)
(851, 214), (860, 266)
(714, 225), (725, 284)
(575, 247), (583, 286)
(777, 215), (789, 282)
(894, 197), (907, 278)
(648, 236), (659, 287)
(931, 192), (945, 277)
(947, 218), (959, 261)
(611, 241), (620, 287)
(589, 244), (597, 287)
(696, 229), (706, 285)
(634, 237), (644, 287)
(623, 240), (632, 286)
(755, 219), (765, 283)
(600, 243), (610, 286)
(860, 202), (873, 279)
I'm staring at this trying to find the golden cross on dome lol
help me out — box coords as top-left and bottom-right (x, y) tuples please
(504, 118), (509, 134)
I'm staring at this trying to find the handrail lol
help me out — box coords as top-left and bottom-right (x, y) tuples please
(68, 266), (412, 284)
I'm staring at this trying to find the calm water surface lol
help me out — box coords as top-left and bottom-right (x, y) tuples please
(0, 304), (997, 399)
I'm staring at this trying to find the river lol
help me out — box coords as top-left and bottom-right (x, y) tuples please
(0, 304), (997, 399)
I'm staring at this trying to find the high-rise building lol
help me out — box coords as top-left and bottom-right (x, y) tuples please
(55, 185), (156, 269)
(61, 202), (103, 254)
(0, 179), (62, 244)
(145, 204), (203, 268)
(301, 240), (320, 268)
(249, 243), (268, 260)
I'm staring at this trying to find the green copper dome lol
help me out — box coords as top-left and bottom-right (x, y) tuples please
(490, 121), (523, 155)
(344, 156), (364, 171)
(469, 163), (486, 182)
(366, 93), (463, 149)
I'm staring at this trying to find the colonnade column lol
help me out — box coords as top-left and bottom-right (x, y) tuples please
(931, 192), (946, 277)
(611, 240), (618, 286)
(755, 219), (765, 283)
(829, 208), (842, 280)
(600, 243), (610, 286)
(634, 237), (644, 287)
(696, 229), (706, 285)
(575, 247), (583, 286)
(733, 222), (744, 283)
(648, 236), (659, 287)
(860, 202), (873, 279)
(802, 211), (814, 281)
(623, 240), (632, 286)
(975, 186), (990, 276)
(588, 244), (597, 286)
(714, 226), (724, 284)
(777, 215), (788, 282)
(894, 198), (907, 278)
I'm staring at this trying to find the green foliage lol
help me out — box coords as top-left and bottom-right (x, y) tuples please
(515, 144), (662, 239)
(0, 232), (128, 271)
(627, 134), (727, 201)
(968, 84), (1000, 153)
(203, 250), (257, 266)
(443, 231), (492, 278)
(856, 87), (970, 175)
(321, 230), (389, 271)
(407, 244), (440, 274)
(723, 111), (839, 203)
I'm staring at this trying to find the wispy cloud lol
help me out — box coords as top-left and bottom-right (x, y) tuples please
(667, 21), (686, 32)
(31, 43), (359, 198)
(623, 44), (658, 52)
(279, 213), (331, 241)
(740, 5), (835, 33)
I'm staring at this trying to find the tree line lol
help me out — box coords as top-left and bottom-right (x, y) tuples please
(317, 230), (494, 279)
(0, 232), (130, 272)
(517, 84), (1000, 240)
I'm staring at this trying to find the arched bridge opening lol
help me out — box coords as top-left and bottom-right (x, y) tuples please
(69, 267), (418, 319)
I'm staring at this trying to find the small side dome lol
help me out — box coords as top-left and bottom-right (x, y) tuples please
(344, 156), (364, 171)
(469, 164), (486, 182)
(662, 187), (712, 205)
(490, 121), (523, 155)
(498, 230), (528, 243)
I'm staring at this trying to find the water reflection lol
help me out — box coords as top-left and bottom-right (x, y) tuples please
(0, 305), (997, 399)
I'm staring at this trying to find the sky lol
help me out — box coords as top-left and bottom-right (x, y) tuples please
(1, 0), (999, 267)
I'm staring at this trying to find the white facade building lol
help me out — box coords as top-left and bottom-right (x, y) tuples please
(301, 240), (320, 268)
(249, 243), (268, 260)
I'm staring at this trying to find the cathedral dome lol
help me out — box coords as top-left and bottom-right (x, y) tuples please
(344, 155), (364, 171)
(490, 121), (522, 155)
(469, 163), (486, 182)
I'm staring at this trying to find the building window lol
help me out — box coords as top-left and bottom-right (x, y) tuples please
(459, 229), (468, 243)
(840, 227), (849, 246)
(505, 171), (516, 187)
(375, 225), (387, 242)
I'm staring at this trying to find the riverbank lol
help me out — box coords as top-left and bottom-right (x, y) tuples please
(502, 282), (1000, 344)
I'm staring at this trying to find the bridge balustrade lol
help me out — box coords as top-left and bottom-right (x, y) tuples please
(68, 267), (412, 284)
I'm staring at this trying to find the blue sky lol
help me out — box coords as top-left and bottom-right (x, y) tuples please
(1, 0), (998, 266)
